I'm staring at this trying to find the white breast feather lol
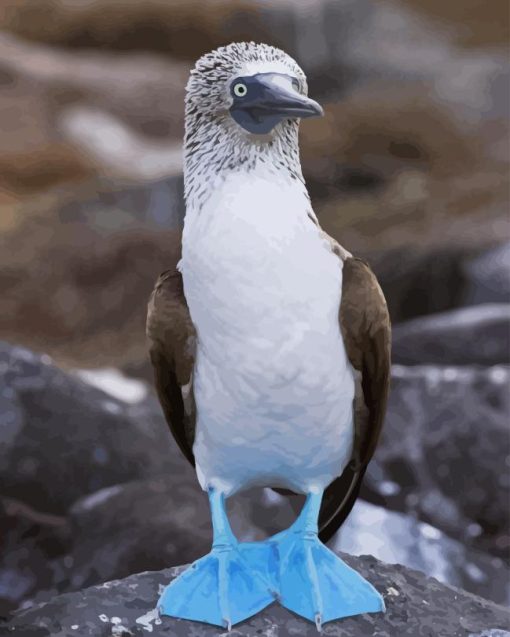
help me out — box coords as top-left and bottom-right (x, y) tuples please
(180, 171), (355, 496)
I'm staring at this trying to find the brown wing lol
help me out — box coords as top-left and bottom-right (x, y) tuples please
(146, 269), (197, 466)
(318, 247), (391, 542)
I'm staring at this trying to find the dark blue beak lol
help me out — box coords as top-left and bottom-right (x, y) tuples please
(229, 72), (323, 135)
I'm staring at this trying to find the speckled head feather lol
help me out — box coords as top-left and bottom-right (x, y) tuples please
(186, 42), (307, 114)
(184, 42), (311, 209)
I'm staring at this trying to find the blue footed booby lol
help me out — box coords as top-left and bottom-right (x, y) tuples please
(147, 42), (391, 631)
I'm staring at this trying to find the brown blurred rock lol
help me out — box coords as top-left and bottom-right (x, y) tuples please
(0, 33), (188, 363)
(0, 203), (180, 369)
(302, 88), (482, 187)
(0, 31), (187, 200)
(0, 32), (189, 140)
(0, 144), (95, 203)
(0, 34), (99, 199)
(0, 0), (507, 372)
(301, 87), (509, 254)
(0, 0), (289, 58)
(396, 0), (509, 48)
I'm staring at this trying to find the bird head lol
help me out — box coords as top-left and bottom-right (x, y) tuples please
(183, 43), (322, 207)
(185, 42), (323, 141)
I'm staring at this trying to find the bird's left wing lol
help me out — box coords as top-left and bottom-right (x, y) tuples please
(146, 269), (197, 466)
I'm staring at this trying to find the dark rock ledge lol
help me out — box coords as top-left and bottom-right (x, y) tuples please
(4, 553), (510, 637)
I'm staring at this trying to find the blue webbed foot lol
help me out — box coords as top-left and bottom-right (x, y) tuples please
(158, 489), (277, 629)
(271, 492), (385, 630)
(158, 541), (277, 629)
(274, 531), (384, 628)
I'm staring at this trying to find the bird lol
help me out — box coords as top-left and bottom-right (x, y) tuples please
(146, 41), (391, 631)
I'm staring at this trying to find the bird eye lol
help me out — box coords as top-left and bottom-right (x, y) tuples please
(233, 82), (248, 97)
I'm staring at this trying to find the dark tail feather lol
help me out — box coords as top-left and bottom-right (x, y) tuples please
(318, 466), (366, 543)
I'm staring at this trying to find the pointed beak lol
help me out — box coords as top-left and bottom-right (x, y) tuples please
(249, 74), (324, 120)
(230, 72), (323, 135)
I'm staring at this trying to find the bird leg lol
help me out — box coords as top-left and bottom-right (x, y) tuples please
(270, 490), (385, 630)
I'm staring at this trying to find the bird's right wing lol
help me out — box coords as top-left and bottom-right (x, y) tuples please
(146, 269), (197, 467)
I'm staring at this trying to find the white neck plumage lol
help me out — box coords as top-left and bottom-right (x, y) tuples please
(183, 115), (308, 215)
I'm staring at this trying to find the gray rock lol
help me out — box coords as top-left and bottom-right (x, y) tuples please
(363, 365), (510, 558)
(61, 477), (210, 593)
(391, 304), (510, 366)
(0, 497), (70, 619)
(366, 244), (510, 327)
(334, 500), (509, 606)
(54, 478), (509, 607)
(0, 342), (174, 514)
(463, 243), (510, 306)
(31, 479), (509, 609)
(0, 340), (299, 610)
(6, 553), (510, 637)
(368, 246), (471, 323)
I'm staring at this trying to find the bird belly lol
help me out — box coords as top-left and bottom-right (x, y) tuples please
(182, 171), (355, 495)
(192, 348), (355, 496)
(187, 233), (356, 496)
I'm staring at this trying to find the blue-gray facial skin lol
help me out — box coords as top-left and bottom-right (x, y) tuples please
(229, 72), (324, 134)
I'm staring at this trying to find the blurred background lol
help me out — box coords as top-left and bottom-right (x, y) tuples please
(0, 0), (509, 624)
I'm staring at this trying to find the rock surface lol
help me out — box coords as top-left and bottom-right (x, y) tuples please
(363, 364), (510, 557)
(0, 342), (174, 514)
(59, 477), (208, 596)
(367, 246), (473, 323)
(391, 304), (510, 366)
(49, 481), (297, 599)
(23, 479), (508, 610)
(0, 497), (70, 618)
(462, 243), (510, 306)
(335, 500), (509, 606)
(2, 341), (509, 614)
(6, 553), (510, 637)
